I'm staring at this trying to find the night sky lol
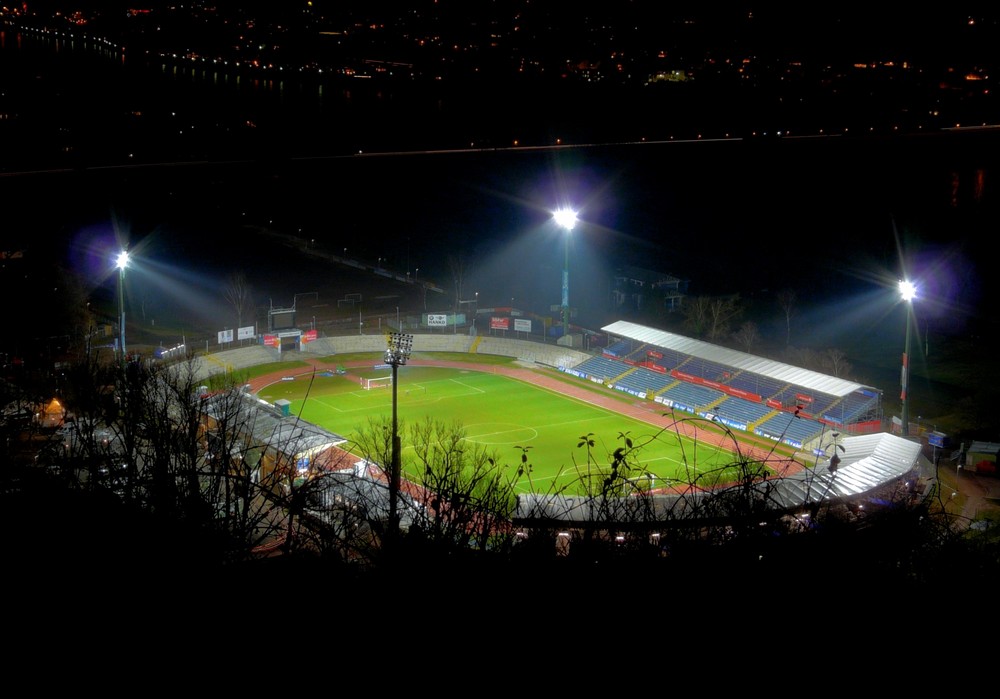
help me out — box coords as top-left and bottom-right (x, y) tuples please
(2, 6), (999, 369)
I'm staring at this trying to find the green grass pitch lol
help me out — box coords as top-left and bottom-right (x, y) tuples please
(257, 365), (750, 495)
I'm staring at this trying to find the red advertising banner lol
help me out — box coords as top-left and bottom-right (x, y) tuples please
(302, 329), (318, 343)
(796, 393), (813, 403)
(490, 317), (510, 330)
(647, 350), (663, 359)
(728, 387), (762, 403)
(671, 368), (762, 402)
(264, 334), (279, 347)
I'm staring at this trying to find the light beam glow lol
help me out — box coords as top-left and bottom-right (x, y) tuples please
(553, 208), (578, 231)
(899, 279), (917, 302)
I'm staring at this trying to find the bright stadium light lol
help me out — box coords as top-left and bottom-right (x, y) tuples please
(899, 279), (917, 302)
(552, 208), (578, 340)
(899, 279), (917, 437)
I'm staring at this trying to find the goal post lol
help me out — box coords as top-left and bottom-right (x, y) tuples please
(362, 376), (393, 390)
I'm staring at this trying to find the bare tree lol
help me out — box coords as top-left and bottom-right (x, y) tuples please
(706, 295), (741, 341)
(783, 345), (822, 372)
(407, 416), (519, 554)
(224, 271), (254, 329)
(448, 254), (467, 318)
(349, 414), (520, 560)
(733, 321), (759, 353)
(821, 348), (852, 378)
(681, 296), (712, 338)
(682, 295), (741, 341)
(776, 288), (797, 347)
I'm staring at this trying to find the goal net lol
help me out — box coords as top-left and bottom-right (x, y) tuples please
(362, 376), (393, 390)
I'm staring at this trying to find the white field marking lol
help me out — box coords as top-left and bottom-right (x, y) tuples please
(534, 414), (616, 431)
(309, 395), (353, 413)
(305, 384), (449, 415)
(461, 423), (539, 445)
(305, 390), (394, 413)
(449, 378), (486, 394)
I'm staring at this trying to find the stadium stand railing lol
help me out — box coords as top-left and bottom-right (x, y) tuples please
(755, 411), (826, 448)
(710, 396), (775, 427)
(658, 381), (724, 410)
(574, 355), (628, 382)
(613, 366), (674, 396)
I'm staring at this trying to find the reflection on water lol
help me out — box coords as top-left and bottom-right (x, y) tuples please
(1, 25), (462, 167)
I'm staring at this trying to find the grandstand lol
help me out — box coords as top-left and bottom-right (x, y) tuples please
(192, 317), (883, 457)
(575, 320), (883, 451)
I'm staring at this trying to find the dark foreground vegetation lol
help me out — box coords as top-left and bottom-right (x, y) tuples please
(4, 351), (1000, 634)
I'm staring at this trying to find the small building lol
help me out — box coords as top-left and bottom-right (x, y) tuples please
(37, 397), (67, 429)
(611, 265), (688, 314)
(200, 390), (348, 487)
(965, 441), (1000, 474)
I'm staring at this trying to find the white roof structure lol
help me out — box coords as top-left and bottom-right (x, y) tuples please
(602, 320), (876, 398)
(203, 391), (348, 461)
(764, 431), (924, 509)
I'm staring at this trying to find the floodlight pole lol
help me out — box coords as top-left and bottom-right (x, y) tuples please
(899, 280), (916, 437)
(385, 332), (413, 543)
(901, 298), (913, 437)
(553, 208), (578, 338)
(115, 249), (129, 364)
(564, 233), (571, 335)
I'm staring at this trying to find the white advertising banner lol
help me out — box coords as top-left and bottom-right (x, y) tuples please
(427, 314), (448, 327)
(237, 325), (255, 340)
(218, 329), (234, 343)
(514, 318), (531, 332)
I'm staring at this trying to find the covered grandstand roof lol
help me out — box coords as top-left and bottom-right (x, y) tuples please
(602, 320), (876, 399)
(202, 391), (348, 460)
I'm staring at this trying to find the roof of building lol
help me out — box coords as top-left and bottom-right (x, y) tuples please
(203, 391), (348, 459)
(968, 441), (1000, 455)
(602, 320), (877, 398)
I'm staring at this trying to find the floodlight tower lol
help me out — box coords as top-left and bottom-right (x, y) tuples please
(385, 331), (413, 538)
(899, 279), (917, 437)
(116, 249), (130, 364)
(553, 208), (578, 337)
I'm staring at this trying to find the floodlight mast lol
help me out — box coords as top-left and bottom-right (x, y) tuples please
(553, 208), (577, 338)
(899, 280), (917, 437)
(116, 249), (129, 364)
(385, 332), (413, 542)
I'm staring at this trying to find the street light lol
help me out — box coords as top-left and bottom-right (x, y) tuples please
(899, 279), (917, 437)
(553, 208), (578, 338)
(115, 249), (129, 363)
(385, 331), (413, 544)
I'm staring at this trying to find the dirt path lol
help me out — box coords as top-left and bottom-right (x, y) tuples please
(248, 356), (807, 485)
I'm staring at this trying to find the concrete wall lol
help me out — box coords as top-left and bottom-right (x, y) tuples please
(197, 332), (592, 381)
